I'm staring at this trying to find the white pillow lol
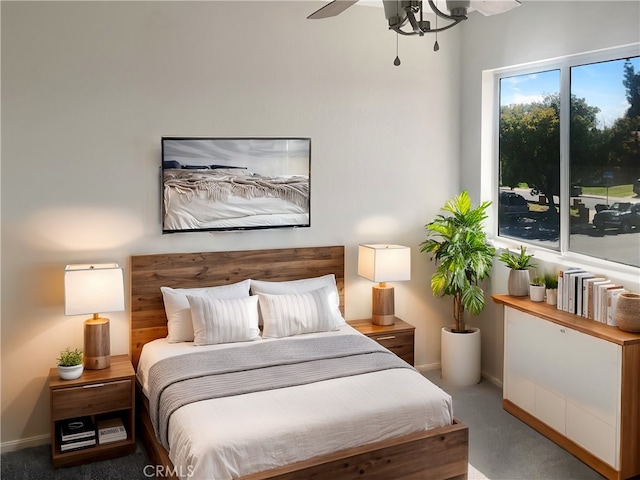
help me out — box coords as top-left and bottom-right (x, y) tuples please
(161, 280), (251, 342)
(250, 274), (345, 326)
(186, 294), (260, 346)
(258, 286), (340, 338)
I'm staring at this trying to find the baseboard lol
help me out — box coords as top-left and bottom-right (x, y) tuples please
(417, 363), (504, 390)
(1, 433), (49, 453)
(481, 372), (503, 389)
(415, 362), (441, 373)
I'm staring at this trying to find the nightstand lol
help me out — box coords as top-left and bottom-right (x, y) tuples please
(48, 354), (136, 468)
(348, 318), (415, 366)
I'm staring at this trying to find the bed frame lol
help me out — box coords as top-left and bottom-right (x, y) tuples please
(130, 245), (469, 480)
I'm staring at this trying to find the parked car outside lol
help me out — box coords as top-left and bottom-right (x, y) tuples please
(592, 202), (640, 233)
(499, 191), (529, 217)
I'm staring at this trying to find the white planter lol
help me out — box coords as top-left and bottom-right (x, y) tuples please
(529, 285), (546, 302)
(546, 288), (557, 306)
(441, 326), (481, 386)
(508, 269), (530, 296)
(58, 364), (83, 380)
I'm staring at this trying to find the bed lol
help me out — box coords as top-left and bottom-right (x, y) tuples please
(163, 168), (310, 231)
(131, 246), (469, 480)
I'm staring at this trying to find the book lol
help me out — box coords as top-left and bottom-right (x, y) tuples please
(589, 280), (610, 321)
(59, 416), (95, 442)
(582, 277), (605, 318)
(557, 268), (581, 311)
(573, 272), (594, 316)
(557, 270), (564, 311)
(564, 269), (584, 313)
(596, 282), (615, 323)
(97, 417), (127, 444)
(608, 289), (627, 326)
(602, 286), (624, 325)
(60, 437), (96, 452)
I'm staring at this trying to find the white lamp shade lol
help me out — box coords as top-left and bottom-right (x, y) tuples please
(64, 263), (125, 316)
(358, 244), (411, 283)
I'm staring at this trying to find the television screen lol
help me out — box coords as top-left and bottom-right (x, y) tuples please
(161, 137), (311, 233)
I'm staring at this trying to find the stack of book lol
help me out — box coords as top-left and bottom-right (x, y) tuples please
(59, 416), (96, 452)
(97, 417), (127, 444)
(557, 267), (627, 325)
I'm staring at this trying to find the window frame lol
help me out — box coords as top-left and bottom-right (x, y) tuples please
(481, 43), (640, 280)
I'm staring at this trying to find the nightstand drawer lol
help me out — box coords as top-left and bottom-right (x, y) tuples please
(51, 379), (132, 420)
(369, 331), (414, 359)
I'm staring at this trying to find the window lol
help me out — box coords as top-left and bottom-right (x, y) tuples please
(499, 69), (561, 248)
(495, 48), (640, 268)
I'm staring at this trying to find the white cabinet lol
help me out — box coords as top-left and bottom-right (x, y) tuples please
(494, 294), (640, 480)
(504, 307), (620, 467)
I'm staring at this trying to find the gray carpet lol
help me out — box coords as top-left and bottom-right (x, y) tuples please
(0, 441), (150, 480)
(423, 370), (605, 480)
(1, 373), (606, 479)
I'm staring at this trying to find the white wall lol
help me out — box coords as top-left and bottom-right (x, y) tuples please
(4, 0), (637, 451)
(459, 0), (640, 384)
(1, 1), (462, 448)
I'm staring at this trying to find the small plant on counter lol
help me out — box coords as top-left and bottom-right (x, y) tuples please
(530, 276), (545, 287)
(57, 347), (83, 367)
(498, 245), (536, 270)
(544, 272), (558, 290)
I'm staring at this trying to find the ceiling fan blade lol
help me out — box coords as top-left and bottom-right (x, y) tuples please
(471, 0), (521, 16)
(308, 0), (359, 19)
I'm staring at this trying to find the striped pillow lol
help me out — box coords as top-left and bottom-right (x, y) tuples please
(250, 275), (346, 327)
(161, 280), (251, 343)
(258, 286), (340, 339)
(186, 294), (260, 346)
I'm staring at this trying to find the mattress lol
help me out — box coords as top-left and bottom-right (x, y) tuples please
(137, 325), (454, 480)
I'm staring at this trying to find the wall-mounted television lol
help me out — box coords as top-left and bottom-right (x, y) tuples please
(162, 137), (311, 233)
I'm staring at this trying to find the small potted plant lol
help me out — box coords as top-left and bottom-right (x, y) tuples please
(544, 272), (558, 305)
(529, 275), (546, 302)
(498, 245), (536, 297)
(57, 347), (84, 380)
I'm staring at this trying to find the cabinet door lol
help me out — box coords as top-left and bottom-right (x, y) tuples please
(561, 327), (620, 468)
(560, 327), (620, 427)
(505, 308), (568, 430)
(504, 309), (537, 412)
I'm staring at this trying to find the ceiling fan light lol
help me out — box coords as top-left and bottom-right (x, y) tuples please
(419, 20), (431, 31)
(446, 0), (470, 16)
(388, 14), (405, 29)
(473, 0), (521, 17)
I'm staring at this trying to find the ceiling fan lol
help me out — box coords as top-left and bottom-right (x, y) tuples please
(308, 0), (521, 37)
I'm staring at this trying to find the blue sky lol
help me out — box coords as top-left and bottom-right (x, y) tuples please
(500, 56), (640, 128)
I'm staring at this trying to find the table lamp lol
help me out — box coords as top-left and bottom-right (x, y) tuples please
(358, 244), (411, 325)
(64, 263), (124, 370)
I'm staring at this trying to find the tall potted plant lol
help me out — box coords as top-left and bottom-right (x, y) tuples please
(420, 190), (495, 386)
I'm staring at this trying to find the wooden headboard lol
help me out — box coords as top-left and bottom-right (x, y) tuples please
(130, 245), (345, 369)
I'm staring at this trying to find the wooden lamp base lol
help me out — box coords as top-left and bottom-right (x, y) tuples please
(84, 315), (110, 370)
(372, 283), (395, 325)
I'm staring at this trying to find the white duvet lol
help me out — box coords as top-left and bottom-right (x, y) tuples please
(137, 326), (453, 480)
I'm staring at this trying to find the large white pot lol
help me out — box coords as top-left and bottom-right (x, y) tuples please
(441, 326), (481, 386)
